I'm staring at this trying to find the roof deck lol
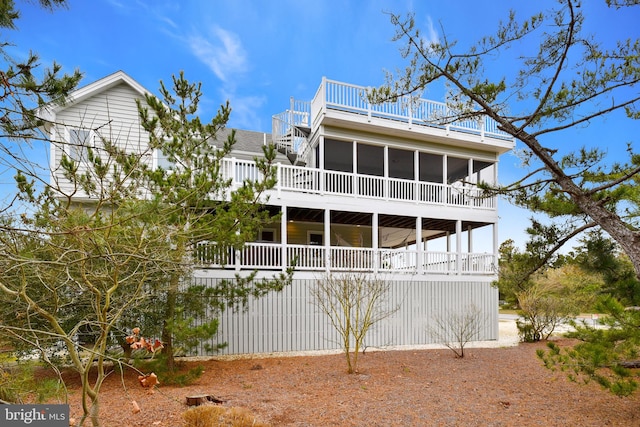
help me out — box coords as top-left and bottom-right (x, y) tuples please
(273, 78), (515, 161)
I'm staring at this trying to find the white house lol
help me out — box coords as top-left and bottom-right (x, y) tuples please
(43, 71), (515, 355)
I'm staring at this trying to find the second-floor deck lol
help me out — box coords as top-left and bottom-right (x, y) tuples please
(224, 157), (496, 209)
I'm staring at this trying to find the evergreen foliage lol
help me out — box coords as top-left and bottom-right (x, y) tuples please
(371, 0), (640, 278)
(0, 6), (290, 425)
(375, 0), (640, 394)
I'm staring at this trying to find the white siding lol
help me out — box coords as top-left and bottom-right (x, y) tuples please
(189, 277), (499, 356)
(51, 83), (151, 196)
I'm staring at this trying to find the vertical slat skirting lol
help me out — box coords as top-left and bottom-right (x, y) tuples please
(189, 277), (498, 356)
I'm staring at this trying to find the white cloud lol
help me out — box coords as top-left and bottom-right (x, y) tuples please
(224, 92), (267, 131)
(159, 16), (178, 29)
(422, 15), (440, 47)
(188, 26), (247, 83)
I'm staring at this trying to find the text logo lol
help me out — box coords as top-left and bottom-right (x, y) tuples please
(2, 405), (69, 426)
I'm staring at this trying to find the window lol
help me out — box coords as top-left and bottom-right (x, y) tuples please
(388, 148), (414, 179)
(67, 128), (92, 162)
(259, 229), (275, 242)
(472, 160), (495, 186)
(357, 144), (384, 176)
(308, 232), (323, 246)
(447, 156), (469, 184)
(419, 152), (443, 183)
(324, 139), (352, 172)
(154, 148), (175, 170)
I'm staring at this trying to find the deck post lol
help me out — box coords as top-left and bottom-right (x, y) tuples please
(416, 216), (422, 274)
(281, 206), (287, 272)
(352, 140), (358, 197)
(414, 150), (420, 204)
(324, 208), (331, 272)
(276, 163), (281, 199)
(319, 135), (325, 194)
(456, 220), (462, 275)
(493, 222), (499, 272)
(383, 146), (389, 200)
(230, 157), (236, 187)
(372, 212), (379, 273)
(290, 96), (294, 126)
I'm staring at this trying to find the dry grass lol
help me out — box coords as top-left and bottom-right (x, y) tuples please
(182, 404), (270, 427)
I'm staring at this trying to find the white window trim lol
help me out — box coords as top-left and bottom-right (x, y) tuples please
(65, 127), (94, 163)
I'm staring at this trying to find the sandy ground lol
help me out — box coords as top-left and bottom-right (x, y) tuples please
(56, 318), (640, 426)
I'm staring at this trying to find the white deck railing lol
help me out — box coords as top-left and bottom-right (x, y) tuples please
(311, 79), (514, 141)
(224, 157), (496, 209)
(195, 242), (496, 275)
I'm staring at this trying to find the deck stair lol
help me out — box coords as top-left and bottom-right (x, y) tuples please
(272, 97), (312, 166)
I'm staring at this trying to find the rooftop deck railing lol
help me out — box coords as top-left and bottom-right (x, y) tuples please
(310, 78), (514, 142)
(223, 157), (496, 209)
(194, 241), (496, 275)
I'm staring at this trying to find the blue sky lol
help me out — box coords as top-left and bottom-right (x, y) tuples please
(6, 0), (640, 251)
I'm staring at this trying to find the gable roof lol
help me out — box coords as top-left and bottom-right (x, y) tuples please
(37, 70), (151, 123)
(213, 127), (290, 163)
(39, 70), (288, 162)
(63, 70), (150, 108)
(213, 128), (269, 154)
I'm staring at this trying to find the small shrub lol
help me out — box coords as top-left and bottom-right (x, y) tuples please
(311, 272), (400, 374)
(182, 404), (270, 427)
(427, 304), (484, 358)
(0, 364), (64, 404)
(516, 285), (575, 342)
(516, 319), (540, 343)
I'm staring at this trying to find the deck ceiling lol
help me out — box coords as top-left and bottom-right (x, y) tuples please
(283, 207), (490, 233)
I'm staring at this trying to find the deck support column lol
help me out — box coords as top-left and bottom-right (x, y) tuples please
(414, 150), (420, 204)
(384, 146), (389, 200)
(324, 208), (331, 272)
(372, 212), (379, 273)
(353, 141), (358, 197)
(319, 135), (325, 194)
(235, 227), (241, 272)
(446, 231), (452, 273)
(493, 222), (499, 272)
(281, 206), (287, 272)
(456, 219), (462, 275)
(416, 216), (422, 274)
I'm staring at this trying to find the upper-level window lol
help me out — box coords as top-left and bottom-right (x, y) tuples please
(447, 156), (469, 184)
(388, 148), (413, 180)
(472, 160), (495, 186)
(154, 148), (175, 170)
(67, 128), (93, 163)
(308, 231), (323, 246)
(357, 144), (384, 176)
(259, 229), (276, 242)
(419, 152), (443, 183)
(324, 139), (352, 173)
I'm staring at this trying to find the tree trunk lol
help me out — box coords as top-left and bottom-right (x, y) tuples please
(161, 272), (179, 372)
(510, 126), (640, 281)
